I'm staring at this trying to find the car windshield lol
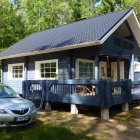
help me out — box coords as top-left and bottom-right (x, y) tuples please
(0, 85), (20, 98)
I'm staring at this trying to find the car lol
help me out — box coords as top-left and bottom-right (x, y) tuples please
(0, 84), (37, 127)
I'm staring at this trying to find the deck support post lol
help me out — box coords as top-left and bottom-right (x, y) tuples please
(45, 102), (51, 111)
(122, 103), (129, 112)
(101, 107), (109, 120)
(71, 104), (78, 114)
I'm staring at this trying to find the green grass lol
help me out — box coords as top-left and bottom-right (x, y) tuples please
(115, 112), (135, 122)
(0, 121), (96, 140)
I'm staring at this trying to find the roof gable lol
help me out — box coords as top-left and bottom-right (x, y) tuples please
(0, 8), (139, 59)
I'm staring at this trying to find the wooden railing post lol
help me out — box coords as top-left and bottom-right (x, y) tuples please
(44, 80), (53, 111)
(126, 79), (132, 102)
(104, 80), (112, 107)
(122, 79), (132, 112)
(45, 80), (52, 101)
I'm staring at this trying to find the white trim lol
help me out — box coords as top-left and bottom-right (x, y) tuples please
(8, 63), (25, 80)
(134, 61), (140, 72)
(75, 58), (95, 79)
(127, 10), (140, 47)
(35, 59), (58, 80)
(0, 41), (101, 60)
(100, 9), (133, 44)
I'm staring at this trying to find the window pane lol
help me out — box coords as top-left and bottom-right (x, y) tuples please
(41, 69), (44, 73)
(45, 68), (50, 72)
(45, 73), (50, 78)
(18, 66), (23, 69)
(19, 74), (22, 78)
(51, 68), (56, 72)
(78, 61), (93, 79)
(89, 63), (93, 67)
(41, 64), (45, 68)
(79, 67), (83, 73)
(41, 73), (45, 78)
(12, 65), (23, 79)
(84, 63), (88, 67)
(19, 70), (23, 73)
(79, 62), (83, 67)
(38, 61), (57, 79)
(51, 62), (56, 67)
(45, 63), (50, 67)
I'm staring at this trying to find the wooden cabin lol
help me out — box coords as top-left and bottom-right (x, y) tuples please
(0, 8), (140, 119)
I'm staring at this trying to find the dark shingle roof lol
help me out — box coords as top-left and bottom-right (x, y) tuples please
(0, 8), (132, 58)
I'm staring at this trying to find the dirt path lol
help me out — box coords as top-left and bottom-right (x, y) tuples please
(37, 105), (140, 140)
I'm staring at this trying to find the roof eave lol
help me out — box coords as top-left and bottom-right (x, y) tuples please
(0, 40), (101, 60)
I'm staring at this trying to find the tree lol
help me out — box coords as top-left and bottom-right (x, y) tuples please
(94, 0), (140, 21)
(0, 0), (25, 50)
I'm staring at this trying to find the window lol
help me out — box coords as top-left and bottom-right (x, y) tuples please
(35, 59), (58, 79)
(76, 59), (94, 79)
(8, 63), (24, 80)
(134, 61), (140, 72)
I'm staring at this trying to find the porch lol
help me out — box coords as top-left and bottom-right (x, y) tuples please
(22, 79), (140, 120)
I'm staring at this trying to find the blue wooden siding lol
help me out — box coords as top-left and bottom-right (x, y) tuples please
(2, 57), (25, 93)
(2, 34), (138, 94)
(2, 51), (74, 93)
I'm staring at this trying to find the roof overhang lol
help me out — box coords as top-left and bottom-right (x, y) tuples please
(100, 9), (140, 46)
(0, 9), (140, 60)
(0, 40), (101, 60)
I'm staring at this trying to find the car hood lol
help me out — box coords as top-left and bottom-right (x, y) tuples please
(0, 97), (32, 110)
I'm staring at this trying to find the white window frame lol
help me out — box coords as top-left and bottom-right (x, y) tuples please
(35, 59), (58, 80)
(76, 58), (95, 79)
(134, 61), (140, 72)
(8, 63), (25, 80)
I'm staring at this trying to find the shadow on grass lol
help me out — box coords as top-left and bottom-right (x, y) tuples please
(0, 120), (96, 140)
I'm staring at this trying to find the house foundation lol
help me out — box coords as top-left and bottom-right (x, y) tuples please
(45, 102), (51, 111)
(101, 107), (109, 120)
(122, 103), (129, 112)
(71, 104), (78, 114)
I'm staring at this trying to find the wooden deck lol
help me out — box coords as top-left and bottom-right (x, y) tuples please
(22, 79), (140, 108)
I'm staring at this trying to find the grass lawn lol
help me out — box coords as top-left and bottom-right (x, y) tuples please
(0, 122), (95, 140)
(0, 104), (140, 140)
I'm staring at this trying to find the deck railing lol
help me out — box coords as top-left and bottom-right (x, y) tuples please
(131, 81), (140, 100)
(22, 79), (138, 107)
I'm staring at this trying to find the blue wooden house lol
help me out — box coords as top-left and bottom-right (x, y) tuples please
(0, 8), (140, 119)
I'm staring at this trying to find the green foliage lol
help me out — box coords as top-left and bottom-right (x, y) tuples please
(0, 0), (25, 50)
(95, 0), (140, 18)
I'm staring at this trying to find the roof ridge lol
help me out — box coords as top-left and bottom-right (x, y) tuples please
(32, 8), (132, 35)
